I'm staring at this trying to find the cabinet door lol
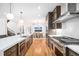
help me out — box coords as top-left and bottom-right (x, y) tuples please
(53, 6), (61, 20)
(66, 48), (79, 56)
(56, 6), (62, 29)
(4, 44), (18, 56)
(56, 6), (61, 18)
(68, 3), (76, 12)
(25, 41), (28, 52)
(48, 12), (54, 29)
(19, 40), (26, 56)
(55, 47), (63, 56)
(56, 23), (62, 29)
(61, 4), (68, 15)
(48, 6), (62, 29)
(25, 36), (33, 54)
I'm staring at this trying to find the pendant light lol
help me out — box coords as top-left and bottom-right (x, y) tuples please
(19, 11), (24, 34)
(6, 3), (14, 20)
(19, 11), (24, 25)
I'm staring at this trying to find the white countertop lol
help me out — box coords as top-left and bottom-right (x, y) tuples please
(0, 35), (28, 56)
(48, 35), (63, 37)
(67, 45), (79, 54)
(0, 35), (26, 51)
(48, 35), (79, 55)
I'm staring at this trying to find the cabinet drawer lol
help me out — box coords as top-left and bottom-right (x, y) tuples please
(4, 44), (18, 56)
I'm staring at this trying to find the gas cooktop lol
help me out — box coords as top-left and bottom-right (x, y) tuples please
(52, 36), (79, 44)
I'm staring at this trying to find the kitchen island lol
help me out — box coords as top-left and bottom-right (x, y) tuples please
(0, 34), (33, 56)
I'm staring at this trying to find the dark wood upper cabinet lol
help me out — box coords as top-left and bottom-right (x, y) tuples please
(48, 6), (62, 29)
(48, 12), (53, 29)
(56, 6), (61, 18)
(53, 6), (62, 29)
(56, 23), (62, 29)
(53, 6), (61, 20)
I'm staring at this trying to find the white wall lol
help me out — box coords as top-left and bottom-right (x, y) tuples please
(60, 3), (79, 39)
(0, 18), (7, 35)
(62, 17), (79, 39)
(31, 24), (46, 33)
(0, 3), (8, 35)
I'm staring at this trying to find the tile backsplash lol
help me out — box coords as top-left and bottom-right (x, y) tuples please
(62, 17), (79, 39)
(49, 16), (79, 39)
(55, 29), (63, 36)
(48, 29), (56, 35)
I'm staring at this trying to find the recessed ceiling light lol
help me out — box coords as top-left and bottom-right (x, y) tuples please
(38, 6), (41, 10)
(38, 14), (41, 17)
(19, 20), (24, 24)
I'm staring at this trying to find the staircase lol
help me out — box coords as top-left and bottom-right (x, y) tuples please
(7, 20), (19, 36)
(7, 27), (15, 36)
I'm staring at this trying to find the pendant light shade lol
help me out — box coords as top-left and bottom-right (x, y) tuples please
(6, 13), (14, 20)
(19, 20), (24, 25)
(6, 3), (14, 20)
(19, 11), (24, 25)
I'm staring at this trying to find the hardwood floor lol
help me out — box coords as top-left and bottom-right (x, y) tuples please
(26, 38), (53, 56)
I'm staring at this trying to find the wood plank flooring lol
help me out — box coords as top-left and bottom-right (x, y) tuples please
(26, 38), (53, 56)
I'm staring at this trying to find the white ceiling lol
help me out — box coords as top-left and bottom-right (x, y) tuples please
(12, 3), (60, 19)
(0, 3), (61, 23)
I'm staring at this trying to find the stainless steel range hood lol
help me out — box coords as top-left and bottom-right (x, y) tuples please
(53, 3), (79, 23)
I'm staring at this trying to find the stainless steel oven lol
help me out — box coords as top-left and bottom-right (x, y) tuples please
(50, 38), (64, 56)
